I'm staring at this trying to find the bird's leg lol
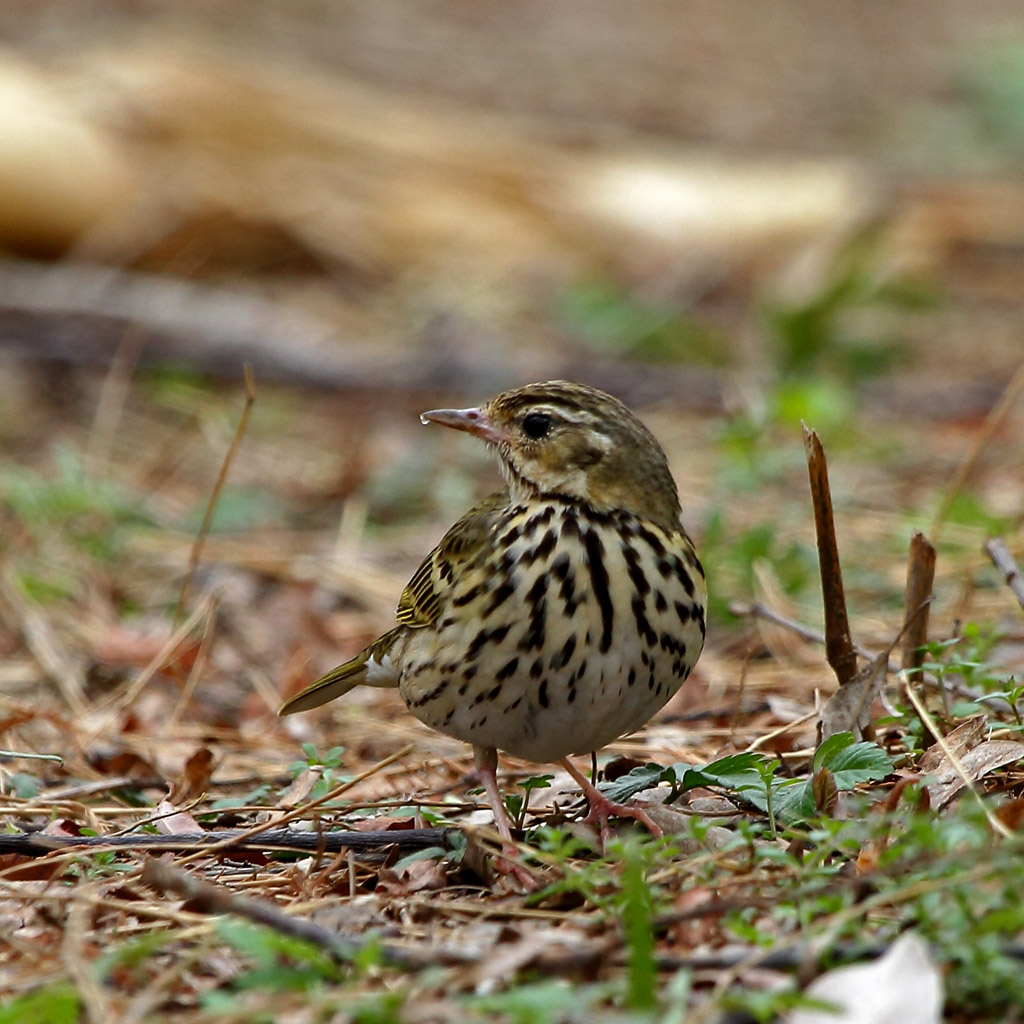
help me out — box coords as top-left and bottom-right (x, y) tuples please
(560, 756), (663, 848)
(473, 745), (516, 843)
(472, 745), (538, 889)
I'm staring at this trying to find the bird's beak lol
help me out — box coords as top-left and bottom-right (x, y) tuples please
(420, 406), (508, 445)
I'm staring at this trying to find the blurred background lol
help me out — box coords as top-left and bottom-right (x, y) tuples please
(0, 1), (1022, 759)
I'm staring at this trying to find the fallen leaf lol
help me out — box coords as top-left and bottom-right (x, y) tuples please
(818, 652), (887, 742)
(89, 750), (159, 781)
(351, 815), (415, 832)
(995, 796), (1024, 830)
(154, 798), (202, 835)
(924, 740), (1024, 809)
(376, 856), (448, 896)
(170, 747), (215, 803)
(41, 818), (85, 838)
(918, 716), (986, 773)
(275, 767), (324, 810)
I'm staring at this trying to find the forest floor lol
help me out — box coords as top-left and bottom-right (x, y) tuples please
(2, 5), (1024, 1022)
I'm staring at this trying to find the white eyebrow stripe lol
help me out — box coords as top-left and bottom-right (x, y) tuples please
(525, 404), (613, 449)
(532, 404), (594, 425)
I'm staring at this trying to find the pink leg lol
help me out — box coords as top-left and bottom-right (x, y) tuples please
(560, 757), (663, 847)
(473, 745), (516, 843)
(472, 746), (539, 889)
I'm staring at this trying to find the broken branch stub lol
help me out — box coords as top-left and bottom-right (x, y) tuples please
(902, 531), (936, 673)
(803, 424), (858, 688)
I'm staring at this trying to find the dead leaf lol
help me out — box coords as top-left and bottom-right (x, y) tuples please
(995, 796), (1024, 831)
(275, 767), (324, 810)
(811, 768), (839, 816)
(41, 818), (85, 838)
(667, 885), (723, 949)
(351, 815), (415, 832)
(154, 798), (201, 835)
(376, 857), (448, 896)
(818, 651), (887, 742)
(918, 716), (985, 773)
(170, 747), (214, 803)
(89, 750), (159, 781)
(924, 740), (1024, 809)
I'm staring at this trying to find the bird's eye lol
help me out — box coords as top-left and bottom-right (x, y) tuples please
(521, 412), (553, 439)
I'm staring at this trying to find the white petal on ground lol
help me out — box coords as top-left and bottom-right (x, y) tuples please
(789, 933), (942, 1024)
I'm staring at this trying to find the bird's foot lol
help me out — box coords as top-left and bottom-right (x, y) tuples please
(560, 757), (663, 848)
(491, 848), (543, 891)
(581, 789), (663, 847)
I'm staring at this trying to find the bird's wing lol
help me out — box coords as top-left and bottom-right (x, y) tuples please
(397, 490), (509, 628)
(279, 491), (509, 716)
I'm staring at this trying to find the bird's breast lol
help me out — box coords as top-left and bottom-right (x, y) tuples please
(398, 500), (706, 763)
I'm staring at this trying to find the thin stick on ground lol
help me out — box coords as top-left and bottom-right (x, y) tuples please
(803, 424), (858, 687)
(729, 600), (879, 661)
(85, 325), (146, 478)
(177, 742), (417, 865)
(984, 537), (1024, 614)
(174, 364), (257, 627)
(140, 857), (475, 968)
(0, 826), (455, 858)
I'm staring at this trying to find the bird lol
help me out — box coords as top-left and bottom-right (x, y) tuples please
(279, 380), (706, 862)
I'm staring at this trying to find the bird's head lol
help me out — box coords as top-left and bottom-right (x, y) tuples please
(421, 381), (681, 529)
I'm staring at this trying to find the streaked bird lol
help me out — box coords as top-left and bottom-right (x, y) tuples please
(280, 381), (706, 866)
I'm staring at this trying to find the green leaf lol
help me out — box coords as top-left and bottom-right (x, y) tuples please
(619, 840), (657, 1010)
(813, 733), (894, 788)
(518, 773), (553, 793)
(600, 741), (893, 828)
(598, 762), (675, 803)
(0, 985), (79, 1024)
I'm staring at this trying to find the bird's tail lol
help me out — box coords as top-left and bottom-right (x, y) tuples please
(278, 626), (404, 715)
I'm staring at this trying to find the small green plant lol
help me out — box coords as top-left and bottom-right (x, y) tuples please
(504, 773), (553, 830)
(66, 849), (134, 881)
(616, 838), (658, 1010)
(902, 624), (1019, 734)
(760, 224), (932, 385)
(558, 278), (731, 366)
(209, 918), (343, 995)
(600, 734), (893, 827)
(287, 743), (349, 800)
(1, 444), (150, 562)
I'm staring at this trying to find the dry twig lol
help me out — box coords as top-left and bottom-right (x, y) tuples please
(174, 364), (257, 626)
(984, 537), (1024, 613)
(140, 857), (474, 968)
(0, 826), (455, 858)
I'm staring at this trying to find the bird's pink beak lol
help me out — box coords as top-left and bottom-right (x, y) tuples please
(420, 406), (508, 445)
